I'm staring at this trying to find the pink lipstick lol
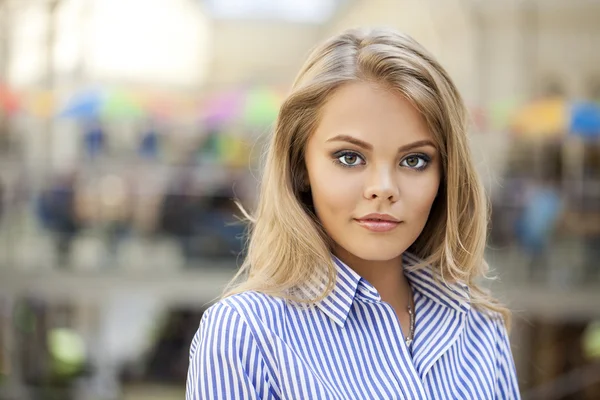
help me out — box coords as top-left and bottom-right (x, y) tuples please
(354, 213), (401, 233)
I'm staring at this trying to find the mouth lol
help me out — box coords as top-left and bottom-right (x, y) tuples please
(354, 213), (401, 233)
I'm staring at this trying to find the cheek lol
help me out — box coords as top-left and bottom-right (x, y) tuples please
(307, 162), (360, 221)
(310, 174), (353, 217)
(403, 174), (440, 216)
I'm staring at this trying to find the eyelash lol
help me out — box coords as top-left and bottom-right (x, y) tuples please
(332, 150), (431, 171)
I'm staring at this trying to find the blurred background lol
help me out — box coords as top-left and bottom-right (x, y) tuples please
(0, 0), (599, 399)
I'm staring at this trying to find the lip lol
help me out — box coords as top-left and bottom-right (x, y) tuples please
(354, 213), (401, 232)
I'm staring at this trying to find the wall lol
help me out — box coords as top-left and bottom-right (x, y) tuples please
(205, 20), (322, 88)
(322, 0), (600, 106)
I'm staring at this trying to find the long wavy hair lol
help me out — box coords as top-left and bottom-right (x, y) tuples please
(223, 27), (510, 328)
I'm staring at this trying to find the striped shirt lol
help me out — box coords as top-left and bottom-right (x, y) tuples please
(186, 253), (520, 399)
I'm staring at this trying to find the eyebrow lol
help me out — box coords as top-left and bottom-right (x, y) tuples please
(326, 134), (437, 153)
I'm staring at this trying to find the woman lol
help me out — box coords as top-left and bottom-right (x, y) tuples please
(186, 28), (520, 399)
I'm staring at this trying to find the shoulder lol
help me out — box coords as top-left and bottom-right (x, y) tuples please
(464, 306), (512, 354)
(218, 290), (290, 325)
(196, 291), (290, 341)
(189, 291), (290, 373)
(187, 293), (284, 399)
(219, 290), (288, 311)
(463, 306), (520, 397)
(466, 305), (506, 332)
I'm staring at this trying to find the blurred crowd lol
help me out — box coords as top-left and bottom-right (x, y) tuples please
(490, 140), (600, 284)
(0, 119), (256, 270)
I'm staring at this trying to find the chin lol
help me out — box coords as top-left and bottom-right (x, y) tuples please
(342, 242), (407, 263)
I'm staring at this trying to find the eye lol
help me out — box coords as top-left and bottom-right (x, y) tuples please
(401, 154), (430, 170)
(335, 151), (365, 167)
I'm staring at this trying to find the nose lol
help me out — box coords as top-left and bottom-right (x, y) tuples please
(363, 166), (399, 202)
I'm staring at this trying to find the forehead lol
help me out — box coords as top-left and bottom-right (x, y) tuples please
(312, 81), (433, 146)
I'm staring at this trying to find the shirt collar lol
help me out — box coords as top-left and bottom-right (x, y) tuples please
(402, 252), (471, 314)
(307, 253), (470, 328)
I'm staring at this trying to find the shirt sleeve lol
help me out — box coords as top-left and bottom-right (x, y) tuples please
(186, 302), (275, 400)
(494, 319), (521, 400)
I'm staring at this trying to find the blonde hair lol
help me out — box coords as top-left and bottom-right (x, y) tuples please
(224, 27), (511, 328)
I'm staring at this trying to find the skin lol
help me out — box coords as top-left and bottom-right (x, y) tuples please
(304, 81), (441, 336)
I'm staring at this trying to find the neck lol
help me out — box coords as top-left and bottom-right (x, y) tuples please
(333, 246), (411, 308)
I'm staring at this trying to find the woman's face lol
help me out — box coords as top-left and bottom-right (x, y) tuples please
(304, 81), (441, 263)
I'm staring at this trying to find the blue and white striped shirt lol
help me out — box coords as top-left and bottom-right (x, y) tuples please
(186, 253), (520, 399)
